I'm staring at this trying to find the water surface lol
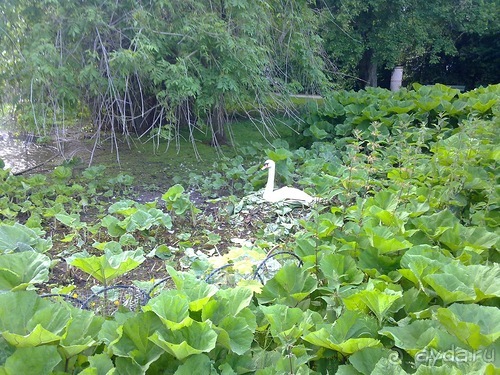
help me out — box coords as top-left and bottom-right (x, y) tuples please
(0, 132), (58, 174)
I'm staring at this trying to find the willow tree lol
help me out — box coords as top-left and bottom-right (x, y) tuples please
(0, 0), (327, 156)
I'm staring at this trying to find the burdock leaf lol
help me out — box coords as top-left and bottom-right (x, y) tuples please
(0, 252), (50, 291)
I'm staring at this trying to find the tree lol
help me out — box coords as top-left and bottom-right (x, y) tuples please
(0, 0), (327, 154)
(409, 31), (500, 88)
(317, 0), (499, 89)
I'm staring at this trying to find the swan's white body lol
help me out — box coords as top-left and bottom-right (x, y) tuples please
(261, 160), (315, 205)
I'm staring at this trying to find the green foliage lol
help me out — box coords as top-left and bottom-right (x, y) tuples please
(318, 0), (499, 88)
(161, 184), (190, 215)
(0, 0), (326, 147)
(68, 249), (145, 286)
(52, 166), (72, 180)
(162, 184), (200, 225)
(0, 252), (50, 291)
(303, 310), (381, 355)
(187, 153), (260, 198)
(0, 86), (498, 373)
(105, 199), (173, 235)
(301, 84), (499, 145)
(0, 222), (52, 253)
(0, 291), (104, 374)
(257, 263), (318, 306)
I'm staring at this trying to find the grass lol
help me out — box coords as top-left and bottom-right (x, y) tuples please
(89, 116), (302, 190)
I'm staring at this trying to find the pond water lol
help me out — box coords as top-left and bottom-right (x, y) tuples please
(0, 120), (269, 182)
(0, 128), (227, 185)
(0, 131), (59, 174)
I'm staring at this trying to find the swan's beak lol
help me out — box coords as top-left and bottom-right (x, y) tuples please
(261, 163), (269, 170)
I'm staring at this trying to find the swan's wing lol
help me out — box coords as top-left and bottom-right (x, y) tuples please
(273, 187), (314, 204)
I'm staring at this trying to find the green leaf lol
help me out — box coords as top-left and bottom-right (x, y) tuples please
(2, 346), (61, 375)
(309, 124), (330, 139)
(101, 215), (126, 237)
(167, 267), (218, 311)
(361, 105), (384, 121)
(364, 226), (412, 254)
(304, 333), (380, 356)
(114, 357), (145, 375)
(59, 308), (104, 359)
(175, 354), (216, 375)
(349, 347), (404, 375)
(462, 227), (498, 253)
(55, 212), (85, 229)
(52, 165), (72, 180)
(411, 210), (462, 247)
(119, 233), (138, 247)
(343, 288), (402, 325)
(149, 321), (217, 360)
(2, 323), (62, 348)
(319, 253), (364, 288)
(200, 288), (256, 355)
(161, 184), (195, 216)
(335, 364), (364, 374)
(201, 287), (253, 323)
(266, 148), (293, 161)
(82, 165), (106, 180)
(436, 304), (500, 350)
(370, 357), (408, 375)
(379, 320), (462, 357)
(109, 311), (165, 369)
(108, 200), (138, 216)
(468, 264), (500, 301)
(0, 291), (70, 348)
(98, 314), (128, 349)
(69, 249), (144, 285)
(0, 252), (50, 291)
(323, 97), (346, 116)
(315, 212), (343, 238)
(470, 97), (496, 113)
(423, 273), (476, 304)
(402, 288), (432, 314)
(303, 310), (380, 355)
(127, 209), (152, 231)
(257, 264), (318, 306)
(413, 364), (462, 375)
(85, 353), (115, 375)
(216, 314), (255, 355)
(147, 207), (173, 229)
(162, 184), (185, 209)
(144, 290), (192, 330)
(0, 222), (52, 254)
(399, 246), (496, 305)
(399, 245), (445, 287)
(260, 305), (317, 345)
(294, 236), (318, 258)
(415, 96), (441, 112)
(381, 99), (415, 114)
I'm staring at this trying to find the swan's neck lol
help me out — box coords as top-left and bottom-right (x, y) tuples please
(265, 166), (275, 194)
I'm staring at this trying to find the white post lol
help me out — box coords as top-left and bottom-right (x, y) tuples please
(390, 66), (404, 91)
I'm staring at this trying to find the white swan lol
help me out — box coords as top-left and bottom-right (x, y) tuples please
(261, 159), (316, 205)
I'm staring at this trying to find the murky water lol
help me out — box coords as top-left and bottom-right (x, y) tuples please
(0, 119), (259, 179)
(0, 132), (58, 174)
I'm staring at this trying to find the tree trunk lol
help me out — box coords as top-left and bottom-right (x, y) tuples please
(210, 97), (228, 146)
(367, 59), (378, 87)
(359, 49), (378, 88)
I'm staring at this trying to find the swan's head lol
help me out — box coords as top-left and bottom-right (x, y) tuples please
(262, 159), (275, 170)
